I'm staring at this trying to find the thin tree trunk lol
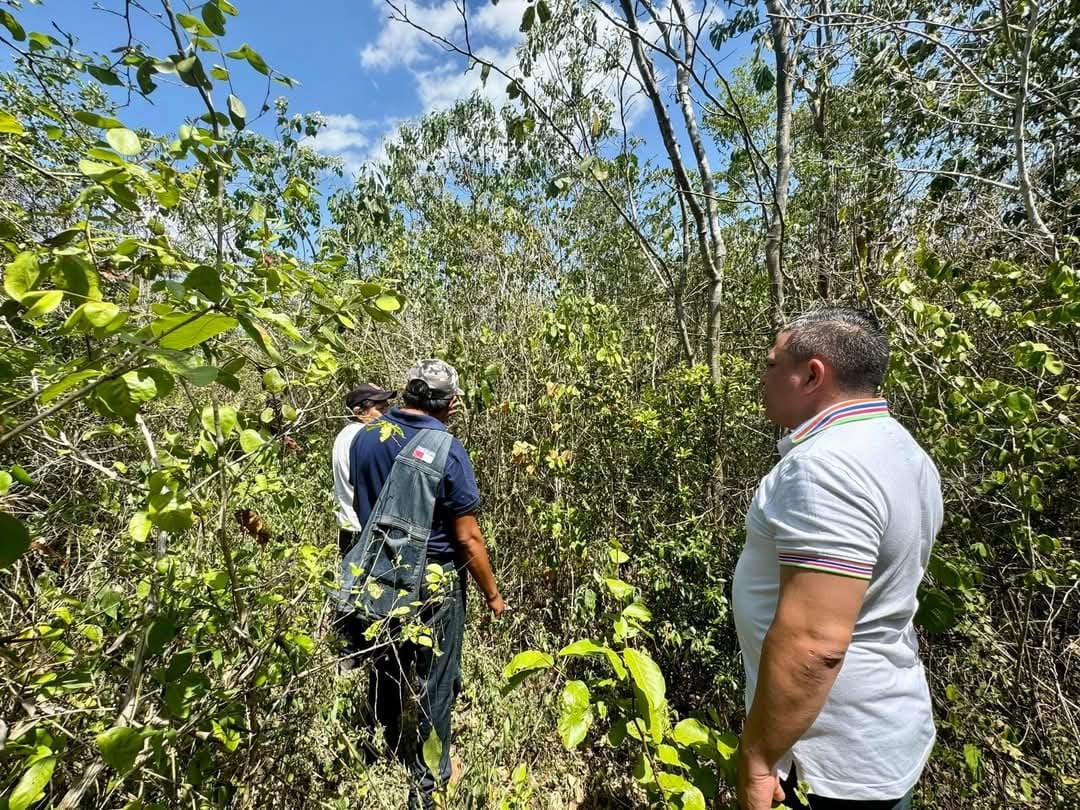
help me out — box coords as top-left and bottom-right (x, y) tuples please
(619, 0), (719, 372)
(671, 0), (727, 380)
(812, 0), (834, 299)
(1011, 0), (1054, 247)
(765, 0), (794, 328)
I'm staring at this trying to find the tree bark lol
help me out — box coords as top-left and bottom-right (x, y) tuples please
(671, 0), (728, 381)
(619, 0), (724, 373)
(765, 0), (794, 329)
(1011, 0), (1054, 247)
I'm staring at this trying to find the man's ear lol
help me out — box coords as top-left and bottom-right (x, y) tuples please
(805, 357), (827, 392)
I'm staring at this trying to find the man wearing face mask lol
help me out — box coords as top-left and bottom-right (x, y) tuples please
(346, 359), (504, 810)
(734, 308), (942, 810)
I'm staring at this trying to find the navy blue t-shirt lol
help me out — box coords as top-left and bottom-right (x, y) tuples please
(348, 408), (480, 559)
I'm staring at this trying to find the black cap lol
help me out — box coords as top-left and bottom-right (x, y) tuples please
(346, 383), (396, 410)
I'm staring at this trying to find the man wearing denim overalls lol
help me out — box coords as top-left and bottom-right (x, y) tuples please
(345, 359), (504, 809)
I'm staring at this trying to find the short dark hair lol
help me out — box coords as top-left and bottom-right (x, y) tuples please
(784, 307), (889, 393)
(401, 378), (453, 413)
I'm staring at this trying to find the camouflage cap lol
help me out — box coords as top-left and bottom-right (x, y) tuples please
(406, 359), (464, 397)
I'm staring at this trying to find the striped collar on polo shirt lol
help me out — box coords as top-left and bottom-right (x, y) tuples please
(777, 398), (890, 456)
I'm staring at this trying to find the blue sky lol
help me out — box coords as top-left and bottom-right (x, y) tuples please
(6, 0), (746, 187)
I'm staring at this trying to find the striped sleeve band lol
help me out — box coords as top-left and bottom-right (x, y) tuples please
(777, 551), (874, 580)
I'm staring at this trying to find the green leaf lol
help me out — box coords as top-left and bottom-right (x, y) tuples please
(74, 110), (124, 129)
(200, 404), (238, 437)
(0, 471), (11, 496)
(239, 429), (264, 453)
(262, 368), (287, 394)
(53, 255), (102, 301)
(0, 109), (25, 135)
(671, 718), (710, 747)
(915, 589), (958, 634)
(1004, 390), (1034, 418)
(177, 13), (213, 36)
(422, 729), (443, 785)
(520, 4), (535, 32)
(964, 743), (982, 783)
(4, 251), (40, 302)
(622, 602), (652, 623)
(623, 647), (667, 743)
(0, 9), (26, 41)
(537, 0), (552, 23)
(128, 511), (152, 542)
(106, 127), (142, 155)
(225, 43), (270, 75)
(178, 365), (218, 386)
(8, 756), (55, 810)
(147, 472), (194, 533)
(0, 511), (31, 570)
(374, 292), (403, 313)
(82, 301), (119, 327)
(558, 638), (627, 679)
(183, 266), (223, 302)
(22, 289), (63, 320)
(227, 94), (246, 130)
(87, 64), (123, 86)
(11, 464), (32, 486)
(147, 616), (176, 654)
(153, 312), (237, 350)
(753, 63), (775, 93)
(557, 680), (593, 749)
(97, 726), (143, 772)
(239, 316), (282, 362)
(40, 369), (99, 404)
(217, 0), (240, 14)
(79, 159), (121, 178)
(603, 577), (634, 601)
(502, 650), (554, 679)
(203, 570), (229, 590)
(202, 1), (226, 35)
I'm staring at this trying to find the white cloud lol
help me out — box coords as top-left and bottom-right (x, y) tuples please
(303, 113), (388, 179)
(307, 113), (372, 153)
(472, 0), (530, 41)
(360, 0), (464, 70)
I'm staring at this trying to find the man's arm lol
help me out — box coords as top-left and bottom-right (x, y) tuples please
(738, 567), (868, 809)
(452, 513), (504, 616)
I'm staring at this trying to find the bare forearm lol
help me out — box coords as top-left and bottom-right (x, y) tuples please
(743, 625), (847, 767)
(460, 535), (499, 600)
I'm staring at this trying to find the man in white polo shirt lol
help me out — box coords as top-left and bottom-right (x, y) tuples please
(734, 308), (942, 810)
(332, 383), (395, 555)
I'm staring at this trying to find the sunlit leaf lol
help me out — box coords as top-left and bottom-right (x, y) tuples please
(8, 756), (55, 810)
(106, 127), (142, 155)
(239, 429), (264, 453)
(152, 312), (237, 350)
(502, 650), (554, 679)
(0, 109), (25, 135)
(4, 251), (40, 302)
(97, 726), (143, 772)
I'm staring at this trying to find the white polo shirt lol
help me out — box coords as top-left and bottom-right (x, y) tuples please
(733, 398), (942, 800)
(332, 421), (364, 531)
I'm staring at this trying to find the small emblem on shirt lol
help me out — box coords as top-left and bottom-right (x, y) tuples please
(413, 446), (435, 464)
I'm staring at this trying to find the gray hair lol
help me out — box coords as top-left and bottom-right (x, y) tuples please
(783, 307), (889, 393)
